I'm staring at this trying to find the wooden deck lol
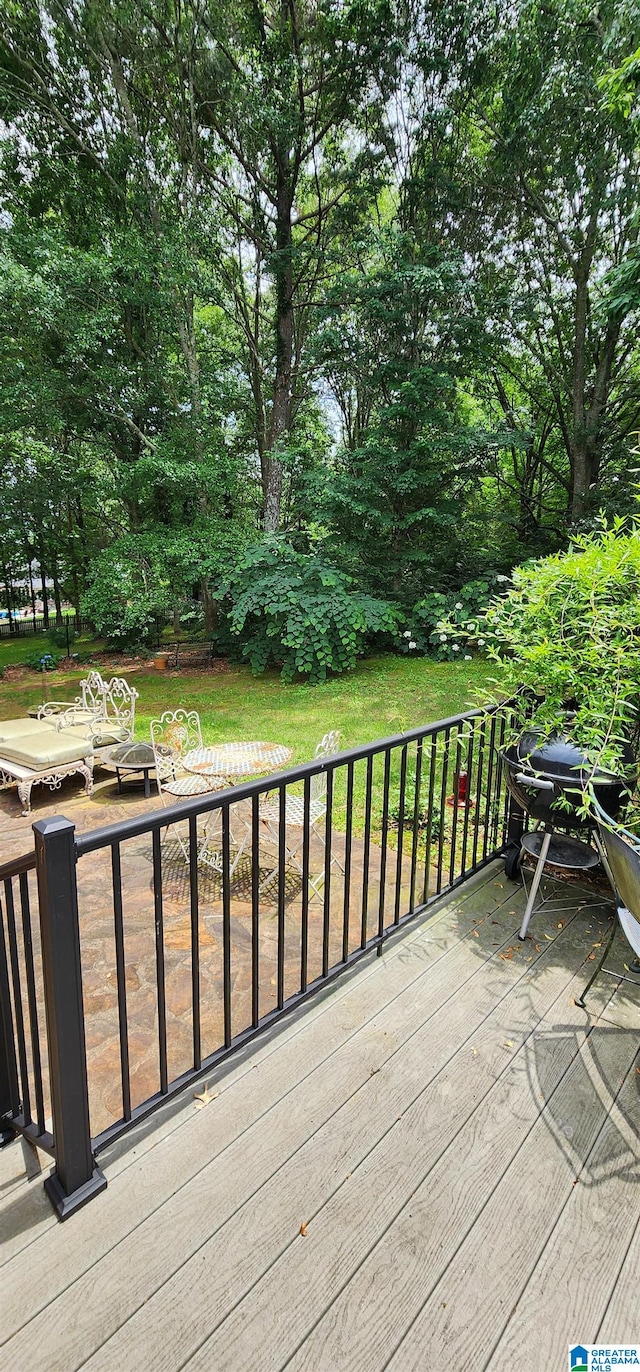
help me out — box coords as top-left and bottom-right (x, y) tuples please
(1, 861), (639, 1369)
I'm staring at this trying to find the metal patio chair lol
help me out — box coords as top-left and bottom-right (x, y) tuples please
(150, 710), (226, 869)
(576, 798), (640, 1007)
(259, 730), (343, 899)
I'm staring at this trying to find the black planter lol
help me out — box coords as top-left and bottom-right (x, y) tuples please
(502, 731), (632, 831)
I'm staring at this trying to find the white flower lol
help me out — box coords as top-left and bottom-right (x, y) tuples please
(452, 644), (460, 652)
(495, 574), (509, 583)
(409, 640), (417, 650)
(455, 602), (463, 610)
(478, 638), (485, 646)
(440, 634), (447, 642)
(464, 654), (472, 660)
(403, 630), (411, 638)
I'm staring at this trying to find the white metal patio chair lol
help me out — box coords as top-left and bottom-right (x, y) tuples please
(40, 672), (138, 749)
(259, 731), (343, 899)
(38, 669), (106, 725)
(150, 710), (226, 869)
(150, 711), (253, 878)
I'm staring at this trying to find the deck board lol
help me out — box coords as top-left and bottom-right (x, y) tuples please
(0, 863), (638, 1372)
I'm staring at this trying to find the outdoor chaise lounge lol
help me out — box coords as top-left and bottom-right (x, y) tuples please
(0, 672), (138, 813)
(0, 724), (94, 814)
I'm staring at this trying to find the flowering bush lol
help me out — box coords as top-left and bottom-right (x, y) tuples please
(400, 577), (507, 661)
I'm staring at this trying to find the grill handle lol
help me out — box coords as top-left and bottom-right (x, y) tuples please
(515, 772), (555, 792)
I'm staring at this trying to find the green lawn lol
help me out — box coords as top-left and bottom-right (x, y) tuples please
(0, 631), (105, 669)
(0, 652), (501, 758)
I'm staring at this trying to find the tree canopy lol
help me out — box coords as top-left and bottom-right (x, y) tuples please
(0, 0), (639, 667)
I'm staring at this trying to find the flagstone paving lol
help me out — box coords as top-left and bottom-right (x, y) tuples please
(0, 764), (403, 1137)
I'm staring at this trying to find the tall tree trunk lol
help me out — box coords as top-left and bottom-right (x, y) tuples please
(38, 545), (49, 628)
(570, 271), (590, 521)
(264, 158), (294, 531)
(51, 556), (63, 620)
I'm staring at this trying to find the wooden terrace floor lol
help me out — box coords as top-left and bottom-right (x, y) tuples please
(1, 861), (639, 1369)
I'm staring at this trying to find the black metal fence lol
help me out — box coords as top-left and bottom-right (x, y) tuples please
(0, 612), (84, 639)
(0, 703), (519, 1219)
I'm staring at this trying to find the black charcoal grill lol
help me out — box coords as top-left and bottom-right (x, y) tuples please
(501, 731), (631, 940)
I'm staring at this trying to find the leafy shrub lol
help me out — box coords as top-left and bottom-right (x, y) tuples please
(82, 543), (170, 649)
(49, 624), (77, 651)
(481, 518), (640, 775)
(400, 577), (506, 660)
(24, 649), (60, 671)
(223, 539), (398, 683)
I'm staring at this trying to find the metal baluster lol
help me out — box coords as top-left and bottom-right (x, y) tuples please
(322, 769), (334, 978)
(436, 729), (451, 895)
(18, 871), (45, 1137)
(361, 756), (373, 948)
(409, 738), (423, 914)
(394, 744), (408, 924)
(222, 804), (232, 1044)
(378, 750), (391, 943)
(448, 728), (463, 886)
(0, 895), (20, 1119)
(342, 762), (354, 962)
(472, 716), (486, 868)
(111, 843), (131, 1121)
(188, 816), (201, 1072)
(482, 715), (498, 859)
(5, 878), (31, 1124)
(493, 713), (508, 849)
(277, 788), (286, 1009)
(251, 795), (260, 1026)
(422, 737), (438, 904)
(152, 829), (168, 1095)
(300, 777), (311, 992)
(460, 723), (475, 879)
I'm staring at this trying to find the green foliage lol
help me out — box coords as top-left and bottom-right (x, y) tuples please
(49, 624), (77, 651)
(481, 519), (640, 774)
(23, 648), (60, 671)
(408, 577), (507, 661)
(223, 539), (398, 683)
(313, 232), (493, 603)
(82, 546), (164, 649)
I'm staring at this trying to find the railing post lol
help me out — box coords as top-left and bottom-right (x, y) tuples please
(33, 816), (106, 1219)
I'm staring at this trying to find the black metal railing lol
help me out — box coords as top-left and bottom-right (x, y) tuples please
(0, 702), (519, 1219)
(0, 851), (52, 1155)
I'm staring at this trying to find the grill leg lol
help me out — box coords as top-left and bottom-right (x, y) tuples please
(518, 830), (552, 941)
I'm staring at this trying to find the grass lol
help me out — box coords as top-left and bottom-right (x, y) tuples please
(0, 631), (105, 669)
(0, 652), (501, 760)
(0, 652), (506, 853)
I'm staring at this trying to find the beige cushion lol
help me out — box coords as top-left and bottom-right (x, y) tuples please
(0, 718), (58, 741)
(62, 724), (129, 748)
(56, 708), (102, 726)
(0, 733), (93, 768)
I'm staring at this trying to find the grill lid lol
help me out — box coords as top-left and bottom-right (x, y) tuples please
(516, 731), (625, 787)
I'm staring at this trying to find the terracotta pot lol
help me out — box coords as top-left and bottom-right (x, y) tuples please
(153, 652), (169, 671)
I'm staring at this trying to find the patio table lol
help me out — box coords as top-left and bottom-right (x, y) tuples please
(181, 741), (292, 873)
(182, 741), (292, 782)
